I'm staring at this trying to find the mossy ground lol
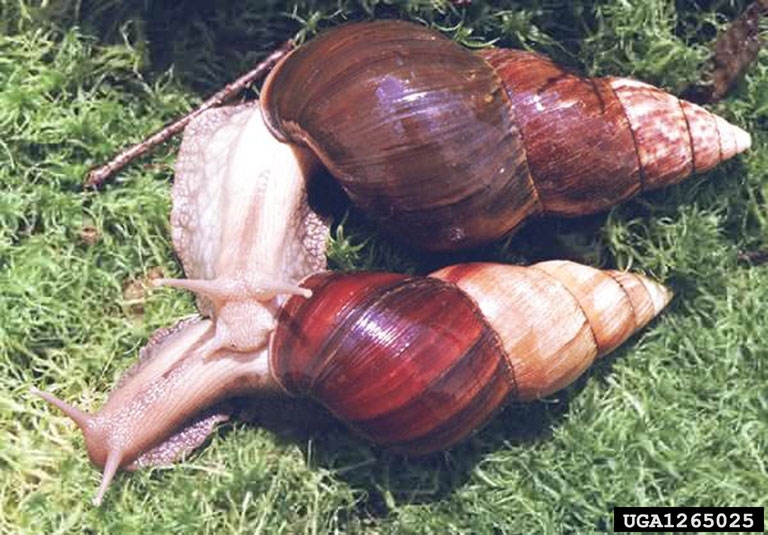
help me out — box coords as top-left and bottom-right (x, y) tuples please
(1, 1), (767, 533)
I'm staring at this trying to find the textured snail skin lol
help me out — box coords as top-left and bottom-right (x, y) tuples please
(33, 103), (328, 506)
(155, 102), (330, 358)
(261, 20), (751, 251)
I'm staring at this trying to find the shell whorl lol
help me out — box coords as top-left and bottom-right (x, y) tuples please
(270, 262), (671, 453)
(480, 48), (752, 213)
(609, 78), (751, 186)
(433, 261), (671, 401)
(269, 271), (515, 454)
(260, 20), (538, 252)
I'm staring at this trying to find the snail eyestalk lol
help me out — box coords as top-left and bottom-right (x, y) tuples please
(153, 275), (312, 302)
(30, 387), (91, 430)
(32, 318), (280, 506)
(30, 387), (120, 505)
(153, 275), (311, 358)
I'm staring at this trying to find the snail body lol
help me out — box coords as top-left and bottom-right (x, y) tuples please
(261, 20), (751, 251)
(35, 260), (671, 501)
(155, 102), (330, 357)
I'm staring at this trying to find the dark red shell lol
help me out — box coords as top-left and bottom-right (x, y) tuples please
(478, 49), (641, 215)
(261, 20), (748, 252)
(261, 20), (538, 252)
(269, 271), (516, 454)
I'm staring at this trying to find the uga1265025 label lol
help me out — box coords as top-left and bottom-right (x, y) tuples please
(613, 507), (764, 532)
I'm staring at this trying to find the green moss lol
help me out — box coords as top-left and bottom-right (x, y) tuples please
(2, 1), (766, 533)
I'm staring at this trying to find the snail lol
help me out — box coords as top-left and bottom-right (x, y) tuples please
(36, 260), (670, 504)
(34, 104), (672, 505)
(260, 20), (752, 251)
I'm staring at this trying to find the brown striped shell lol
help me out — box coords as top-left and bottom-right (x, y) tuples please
(261, 20), (751, 252)
(270, 261), (671, 454)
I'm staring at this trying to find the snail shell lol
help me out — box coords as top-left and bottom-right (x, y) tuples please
(34, 260), (670, 500)
(261, 20), (751, 251)
(271, 261), (670, 454)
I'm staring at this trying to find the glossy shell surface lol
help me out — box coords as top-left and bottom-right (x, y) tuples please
(270, 262), (671, 454)
(262, 20), (537, 251)
(270, 271), (515, 454)
(262, 20), (750, 251)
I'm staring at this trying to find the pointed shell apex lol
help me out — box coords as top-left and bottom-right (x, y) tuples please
(729, 123), (752, 154)
(715, 115), (751, 157)
(636, 276), (673, 316)
(734, 125), (752, 154)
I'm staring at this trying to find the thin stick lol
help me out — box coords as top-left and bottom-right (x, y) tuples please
(84, 40), (294, 189)
(737, 249), (768, 265)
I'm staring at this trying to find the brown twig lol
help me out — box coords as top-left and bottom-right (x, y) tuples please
(84, 40), (294, 189)
(737, 249), (768, 265)
(683, 0), (767, 103)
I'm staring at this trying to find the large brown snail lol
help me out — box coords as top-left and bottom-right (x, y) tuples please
(260, 20), (751, 251)
(34, 104), (672, 505)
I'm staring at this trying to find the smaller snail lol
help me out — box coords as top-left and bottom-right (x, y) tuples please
(34, 103), (671, 505)
(34, 260), (670, 505)
(261, 20), (751, 251)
